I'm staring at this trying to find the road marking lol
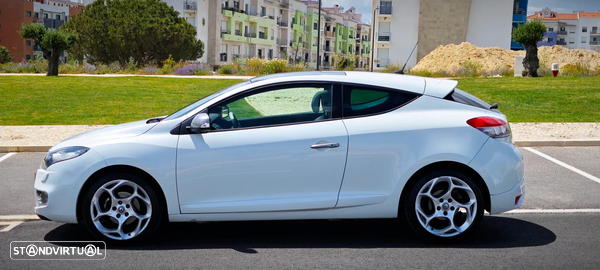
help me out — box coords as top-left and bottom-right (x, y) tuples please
(523, 147), (600, 185)
(503, 209), (600, 214)
(0, 152), (17, 163)
(0, 222), (23, 232)
(0, 215), (40, 221)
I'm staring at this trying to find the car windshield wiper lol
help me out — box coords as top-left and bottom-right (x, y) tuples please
(146, 116), (166, 124)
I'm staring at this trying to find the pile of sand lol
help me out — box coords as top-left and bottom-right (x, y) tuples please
(411, 42), (600, 74)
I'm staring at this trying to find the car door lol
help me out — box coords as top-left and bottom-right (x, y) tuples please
(176, 83), (348, 214)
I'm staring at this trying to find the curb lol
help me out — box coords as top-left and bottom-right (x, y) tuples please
(2, 140), (600, 153)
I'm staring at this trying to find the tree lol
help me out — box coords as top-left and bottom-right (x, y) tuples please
(20, 23), (78, 76)
(63, 0), (204, 67)
(512, 19), (547, 77)
(0, 46), (13, 64)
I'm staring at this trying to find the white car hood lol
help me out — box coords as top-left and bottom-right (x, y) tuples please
(51, 119), (158, 150)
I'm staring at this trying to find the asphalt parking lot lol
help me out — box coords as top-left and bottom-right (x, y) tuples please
(1, 147), (600, 269)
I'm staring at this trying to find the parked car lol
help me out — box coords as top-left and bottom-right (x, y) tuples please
(34, 71), (524, 243)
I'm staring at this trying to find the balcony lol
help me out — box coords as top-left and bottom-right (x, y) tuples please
(591, 41), (600, 45)
(277, 21), (288, 27)
(277, 38), (288, 46)
(244, 32), (257, 38)
(592, 30), (599, 34)
(324, 46), (331, 52)
(557, 40), (567, 45)
(259, 32), (266, 39)
(379, 6), (392, 15)
(235, 30), (242, 36)
(378, 32), (391, 42)
(43, 18), (64, 29)
(184, 1), (197, 11)
(557, 30), (568, 35)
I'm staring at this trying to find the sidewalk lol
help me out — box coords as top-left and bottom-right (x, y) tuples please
(1, 123), (599, 152)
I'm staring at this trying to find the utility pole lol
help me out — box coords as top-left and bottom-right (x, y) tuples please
(316, 0), (322, 70)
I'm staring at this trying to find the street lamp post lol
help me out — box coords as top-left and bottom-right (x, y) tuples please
(316, 0), (322, 70)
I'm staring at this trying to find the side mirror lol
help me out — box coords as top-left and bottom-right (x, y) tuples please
(188, 113), (211, 133)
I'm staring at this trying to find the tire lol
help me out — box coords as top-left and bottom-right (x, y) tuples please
(81, 172), (163, 244)
(403, 170), (484, 240)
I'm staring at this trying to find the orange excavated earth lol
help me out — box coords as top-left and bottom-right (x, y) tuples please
(411, 42), (600, 75)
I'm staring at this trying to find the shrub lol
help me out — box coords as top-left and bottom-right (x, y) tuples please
(381, 62), (401, 73)
(456, 60), (482, 77)
(141, 66), (160, 74)
(561, 62), (590, 76)
(174, 63), (211, 75)
(245, 57), (266, 75)
(262, 59), (288, 74)
(217, 63), (236, 75)
(0, 46), (13, 64)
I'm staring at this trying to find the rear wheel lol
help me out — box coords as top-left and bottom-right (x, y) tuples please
(81, 172), (163, 244)
(404, 170), (484, 240)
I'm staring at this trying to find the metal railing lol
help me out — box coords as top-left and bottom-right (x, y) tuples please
(378, 32), (391, 41)
(244, 32), (257, 38)
(557, 40), (567, 45)
(557, 30), (568, 35)
(324, 46), (331, 51)
(590, 41), (600, 45)
(235, 30), (242, 36)
(276, 38), (288, 46)
(277, 21), (288, 27)
(184, 1), (197, 10)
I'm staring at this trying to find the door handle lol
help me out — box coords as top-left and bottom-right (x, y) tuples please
(311, 142), (340, 149)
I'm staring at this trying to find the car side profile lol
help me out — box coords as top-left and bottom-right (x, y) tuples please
(34, 71), (524, 243)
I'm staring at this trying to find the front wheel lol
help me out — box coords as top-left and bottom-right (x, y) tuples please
(81, 172), (163, 243)
(404, 170), (484, 240)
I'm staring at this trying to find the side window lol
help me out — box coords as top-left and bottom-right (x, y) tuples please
(208, 84), (333, 130)
(342, 85), (418, 117)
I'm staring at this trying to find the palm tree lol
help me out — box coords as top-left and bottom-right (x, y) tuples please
(512, 19), (547, 77)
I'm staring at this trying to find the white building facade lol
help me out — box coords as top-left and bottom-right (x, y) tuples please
(371, 0), (513, 70)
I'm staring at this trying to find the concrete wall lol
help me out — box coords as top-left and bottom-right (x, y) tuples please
(466, 0), (513, 49)
(417, 0), (472, 61)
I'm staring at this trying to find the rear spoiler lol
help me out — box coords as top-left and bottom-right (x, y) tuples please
(423, 78), (459, 98)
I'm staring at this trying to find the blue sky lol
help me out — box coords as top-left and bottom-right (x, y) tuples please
(320, 0), (600, 24)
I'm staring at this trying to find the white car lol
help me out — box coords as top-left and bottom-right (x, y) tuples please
(34, 71), (524, 243)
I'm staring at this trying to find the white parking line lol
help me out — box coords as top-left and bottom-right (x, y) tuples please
(523, 147), (600, 185)
(504, 209), (600, 214)
(0, 152), (17, 163)
(0, 221), (23, 232)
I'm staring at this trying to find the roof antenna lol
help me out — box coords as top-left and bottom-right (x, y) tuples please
(394, 40), (419, 74)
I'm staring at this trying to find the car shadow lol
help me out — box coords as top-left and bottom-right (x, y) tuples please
(44, 216), (556, 252)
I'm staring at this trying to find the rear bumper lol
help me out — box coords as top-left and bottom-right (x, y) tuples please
(489, 178), (525, 214)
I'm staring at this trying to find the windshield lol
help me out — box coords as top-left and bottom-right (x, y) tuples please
(165, 80), (253, 120)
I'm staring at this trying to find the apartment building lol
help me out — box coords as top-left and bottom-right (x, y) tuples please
(0, 0), (83, 62)
(527, 8), (600, 53)
(371, 0), (514, 70)
(164, 0), (370, 70)
(511, 0), (528, 50)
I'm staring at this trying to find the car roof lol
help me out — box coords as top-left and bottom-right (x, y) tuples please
(248, 71), (457, 97)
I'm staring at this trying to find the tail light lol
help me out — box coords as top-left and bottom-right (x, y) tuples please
(467, 117), (511, 138)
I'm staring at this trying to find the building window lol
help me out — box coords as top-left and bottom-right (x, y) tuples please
(56, 15), (61, 20)
(26, 11), (32, 17)
(26, 55), (31, 60)
(582, 27), (587, 33)
(268, 49), (273, 59)
(34, 12), (39, 18)
(26, 40), (32, 46)
(593, 26), (598, 34)
(548, 27), (554, 32)
(44, 13), (48, 18)
(379, 1), (392, 15)
(582, 37), (586, 43)
(560, 26), (566, 31)
(547, 37), (553, 43)
(569, 38), (575, 44)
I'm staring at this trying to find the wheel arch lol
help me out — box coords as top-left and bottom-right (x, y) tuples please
(399, 161), (491, 214)
(76, 165), (169, 223)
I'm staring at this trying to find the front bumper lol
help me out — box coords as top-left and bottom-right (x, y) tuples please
(34, 149), (106, 224)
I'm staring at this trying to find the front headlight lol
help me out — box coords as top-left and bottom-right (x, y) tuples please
(42, 146), (90, 169)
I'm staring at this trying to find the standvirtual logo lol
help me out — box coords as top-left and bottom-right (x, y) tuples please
(10, 241), (106, 260)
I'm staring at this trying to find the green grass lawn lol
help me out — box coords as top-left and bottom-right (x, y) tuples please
(456, 76), (600, 122)
(0, 76), (243, 125)
(0, 75), (598, 125)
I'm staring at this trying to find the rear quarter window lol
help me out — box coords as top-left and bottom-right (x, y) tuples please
(343, 85), (419, 118)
